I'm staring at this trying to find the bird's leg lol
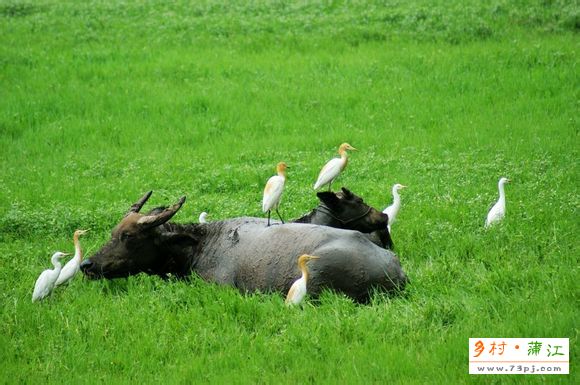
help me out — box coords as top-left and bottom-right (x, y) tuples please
(276, 208), (285, 224)
(266, 210), (271, 227)
(327, 181), (332, 192)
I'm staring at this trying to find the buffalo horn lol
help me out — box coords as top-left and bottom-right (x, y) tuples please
(137, 196), (186, 228)
(127, 190), (153, 215)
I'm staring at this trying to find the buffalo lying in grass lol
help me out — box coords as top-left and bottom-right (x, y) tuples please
(81, 191), (407, 302)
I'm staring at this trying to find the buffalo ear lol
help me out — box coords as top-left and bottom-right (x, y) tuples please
(317, 191), (340, 207)
(158, 231), (197, 245)
(341, 187), (354, 199)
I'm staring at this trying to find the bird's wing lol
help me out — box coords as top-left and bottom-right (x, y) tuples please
(485, 202), (504, 226)
(32, 270), (52, 300)
(262, 176), (285, 212)
(287, 278), (308, 305)
(55, 260), (78, 286)
(314, 158), (342, 189)
(285, 283), (298, 304)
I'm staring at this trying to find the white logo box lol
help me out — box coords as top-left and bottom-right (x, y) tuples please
(469, 338), (569, 375)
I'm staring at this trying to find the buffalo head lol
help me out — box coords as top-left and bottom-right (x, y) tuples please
(81, 191), (196, 279)
(315, 187), (389, 233)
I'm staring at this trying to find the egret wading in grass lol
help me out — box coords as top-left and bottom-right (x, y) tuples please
(199, 212), (208, 223)
(55, 229), (88, 287)
(286, 254), (320, 306)
(485, 177), (511, 228)
(313, 143), (357, 191)
(32, 252), (71, 302)
(383, 184), (407, 232)
(262, 162), (288, 226)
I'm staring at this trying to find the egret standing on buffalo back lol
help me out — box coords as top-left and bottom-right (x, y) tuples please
(313, 143), (356, 191)
(262, 162), (288, 226)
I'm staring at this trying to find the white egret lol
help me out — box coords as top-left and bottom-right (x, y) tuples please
(286, 254), (320, 306)
(199, 212), (208, 223)
(383, 183), (407, 231)
(313, 143), (357, 191)
(485, 177), (511, 228)
(262, 162), (287, 226)
(32, 251), (71, 302)
(55, 229), (88, 286)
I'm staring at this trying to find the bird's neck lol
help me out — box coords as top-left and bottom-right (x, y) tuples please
(51, 256), (63, 270)
(73, 235), (83, 261)
(298, 260), (310, 282)
(392, 189), (401, 207)
(338, 150), (349, 171)
(498, 182), (506, 203)
(277, 170), (286, 178)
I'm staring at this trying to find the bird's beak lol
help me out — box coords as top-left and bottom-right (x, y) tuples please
(309, 256), (320, 260)
(350, 146), (357, 151)
(64, 253), (72, 256)
(507, 179), (511, 183)
(401, 185), (408, 189)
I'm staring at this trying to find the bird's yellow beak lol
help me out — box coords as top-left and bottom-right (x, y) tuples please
(401, 185), (408, 189)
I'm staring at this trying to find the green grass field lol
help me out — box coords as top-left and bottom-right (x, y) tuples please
(0, 0), (578, 383)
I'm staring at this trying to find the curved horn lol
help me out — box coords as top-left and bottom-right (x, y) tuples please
(137, 196), (186, 228)
(128, 191), (153, 215)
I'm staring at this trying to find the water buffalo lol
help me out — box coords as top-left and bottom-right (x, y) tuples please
(293, 187), (394, 249)
(81, 192), (407, 302)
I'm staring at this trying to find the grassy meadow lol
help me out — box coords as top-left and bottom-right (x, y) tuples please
(0, 0), (578, 383)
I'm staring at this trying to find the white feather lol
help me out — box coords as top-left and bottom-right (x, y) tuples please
(285, 255), (319, 306)
(262, 175), (285, 212)
(55, 256), (80, 286)
(32, 252), (68, 302)
(485, 177), (510, 228)
(383, 184), (406, 227)
(313, 158), (344, 190)
(286, 277), (307, 306)
(55, 230), (87, 286)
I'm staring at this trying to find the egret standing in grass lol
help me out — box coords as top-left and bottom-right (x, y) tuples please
(285, 254), (320, 306)
(313, 143), (357, 191)
(485, 177), (511, 228)
(262, 162), (288, 226)
(199, 212), (208, 223)
(32, 252), (71, 302)
(383, 183), (407, 232)
(55, 229), (88, 286)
